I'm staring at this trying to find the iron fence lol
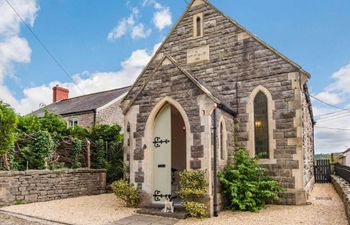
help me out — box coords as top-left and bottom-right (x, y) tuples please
(334, 164), (350, 183)
(314, 159), (331, 183)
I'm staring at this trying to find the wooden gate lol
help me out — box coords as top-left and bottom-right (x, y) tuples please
(314, 159), (331, 183)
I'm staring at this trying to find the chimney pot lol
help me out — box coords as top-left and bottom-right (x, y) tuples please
(53, 85), (69, 103)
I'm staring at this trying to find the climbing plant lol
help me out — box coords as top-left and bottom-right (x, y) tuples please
(105, 140), (124, 183)
(0, 105), (124, 178)
(20, 130), (55, 170)
(72, 138), (82, 169)
(94, 139), (105, 169)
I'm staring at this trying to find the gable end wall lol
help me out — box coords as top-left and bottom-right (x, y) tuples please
(122, 0), (313, 206)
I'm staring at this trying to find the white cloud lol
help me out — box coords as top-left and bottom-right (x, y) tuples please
(0, 36), (31, 81)
(328, 63), (350, 94)
(154, 2), (162, 10)
(109, 0), (172, 40)
(107, 6), (154, 41)
(2, 41), (160, 115)
(131, 23), (151, 39)
(107, 9), (137, 41)
(0, 0), (38, 112)
(0, 0), (37, 37)
(153, 7), (172, 31)
(314, 108), (350, 154)
(0, 0), (162, 115)
(313, 63), (350, 154)
(314, 91), (343, 105)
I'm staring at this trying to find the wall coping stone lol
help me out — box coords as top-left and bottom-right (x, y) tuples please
(331, 175), (350, 224)
(0, 168), (106, 177)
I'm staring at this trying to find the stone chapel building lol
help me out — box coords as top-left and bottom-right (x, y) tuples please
(120, 0), (315, 216)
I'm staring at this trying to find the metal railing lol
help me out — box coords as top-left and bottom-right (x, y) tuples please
(335, 164), (350, 183)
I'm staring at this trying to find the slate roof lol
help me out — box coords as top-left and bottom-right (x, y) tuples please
(31, 86), (130, 116)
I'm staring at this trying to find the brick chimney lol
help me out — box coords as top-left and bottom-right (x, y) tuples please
(52, 85), (69, 102)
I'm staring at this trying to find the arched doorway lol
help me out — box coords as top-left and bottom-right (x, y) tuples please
(152, 104), (187, 204)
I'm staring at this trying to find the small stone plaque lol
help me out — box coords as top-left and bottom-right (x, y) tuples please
(187, 45), (209, 64)
(190, 159), (201, 169)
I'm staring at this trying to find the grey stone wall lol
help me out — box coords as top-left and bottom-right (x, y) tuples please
(0, 169), (106, 206)
(130, 62), (207, 187)
(62, 111), (95, 128)
(302, 90), (314, 194)
(96, 99), (124, 129)
(60, 101), (124, 130)
(332, 175), (350, 224)
(122, 0), (313, 205)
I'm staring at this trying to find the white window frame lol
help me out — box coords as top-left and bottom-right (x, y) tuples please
(67, 118), (79, 128)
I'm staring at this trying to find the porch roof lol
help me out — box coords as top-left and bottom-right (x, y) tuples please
(123, 54), (237, 117)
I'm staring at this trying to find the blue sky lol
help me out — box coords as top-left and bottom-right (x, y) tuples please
(1, 0), (350, 153)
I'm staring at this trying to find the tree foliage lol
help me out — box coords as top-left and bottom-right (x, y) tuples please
(72, 138), (82, 169)
(0, 101), (18, 157)
(1, 107), (123, 180)
(218, 147), (285, 212)
(105, 141), (124, 183)
(21, 130), (55, 170)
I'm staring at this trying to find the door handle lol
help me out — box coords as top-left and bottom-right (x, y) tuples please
(158, 164), (166, 168)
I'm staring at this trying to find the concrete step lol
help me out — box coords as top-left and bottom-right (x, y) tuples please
(136, 207), (187, 219)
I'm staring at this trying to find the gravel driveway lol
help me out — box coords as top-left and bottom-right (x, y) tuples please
(0, 184), (347, 225)
(0, 194), (135, 225)
(177, 184), (348, 225)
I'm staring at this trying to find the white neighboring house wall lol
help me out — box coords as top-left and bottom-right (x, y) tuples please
(343, 151), (350, 166)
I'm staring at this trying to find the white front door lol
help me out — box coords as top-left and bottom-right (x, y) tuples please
(152, 105), (172, 204)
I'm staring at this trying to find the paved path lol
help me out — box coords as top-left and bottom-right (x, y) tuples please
(108, 214), (178, 225)
(0, 212), (43, 225)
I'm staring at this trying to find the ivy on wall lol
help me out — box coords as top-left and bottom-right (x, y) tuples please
(72, 138), (82, 169)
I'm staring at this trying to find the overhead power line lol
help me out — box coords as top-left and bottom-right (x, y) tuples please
(310, 95), (348, 111)
(317, 112), (350, 122)
(316, 108), (350, 118)
(5, 0), (83, 94)
(310, 95), (350, 121)
(315, 126), (350, 132)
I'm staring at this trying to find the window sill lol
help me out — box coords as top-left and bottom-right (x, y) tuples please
(190, 35), (203, 40)
(257, 158), (277, 165)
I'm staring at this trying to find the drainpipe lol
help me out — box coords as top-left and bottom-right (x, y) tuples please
(93, 109), (97, 126)
(213, 108), (218, 217)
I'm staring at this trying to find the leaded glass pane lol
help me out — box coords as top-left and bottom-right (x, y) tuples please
(254, 92), (269, 158)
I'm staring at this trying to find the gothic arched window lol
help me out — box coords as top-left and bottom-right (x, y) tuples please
(254, 92), (269, 158)
(196, 16), (201, 37)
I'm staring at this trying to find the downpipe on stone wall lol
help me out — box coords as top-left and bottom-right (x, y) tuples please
(213, 107), (218, 217)
(93, 109), (97, 126)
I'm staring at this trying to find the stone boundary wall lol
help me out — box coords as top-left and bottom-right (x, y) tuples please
(0, 169), (106, 206)
(331, 175), (350, 224)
